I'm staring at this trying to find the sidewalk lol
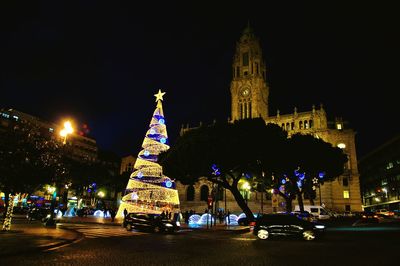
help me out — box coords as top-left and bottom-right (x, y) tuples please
(0, 221), (83, 257)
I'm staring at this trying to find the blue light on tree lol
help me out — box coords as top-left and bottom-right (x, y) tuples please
(159, 118), (165, 125)
(160, 137), (166, 144)
(144, 150), (150, 156)
(281, 179), (286, 184)
(211, 164), (220, 176)
(299, 173), (305, 180)
(297, 180), (302, 188)
(319, 172), (325, 179)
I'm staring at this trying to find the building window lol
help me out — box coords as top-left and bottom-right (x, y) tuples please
(343, 190), (350, 199)
(286, 123), (290, 130)
(304, 120), (309, 129)
(345, 205), (351, 212)
(236, 66), (240, 77)
(309, 120), (313, 128)
(299, 121), (303, 129)
(291, 122), (295, 130)
(200, 185), (209, 201)
(336, 123), (343, 130)
(244, 71), (248, 76)
(186, 185), (195, 201)
(343, 178), (349, 187)
(243, 52), (249, 66)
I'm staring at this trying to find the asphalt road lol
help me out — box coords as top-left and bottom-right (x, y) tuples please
(2, 222), (400, 266)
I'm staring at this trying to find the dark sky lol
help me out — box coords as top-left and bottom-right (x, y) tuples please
(1, 1), (399, 159)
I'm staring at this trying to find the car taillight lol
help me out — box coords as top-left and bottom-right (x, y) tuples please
(373, 215), (378, 218)
(249, 221), (256, 226)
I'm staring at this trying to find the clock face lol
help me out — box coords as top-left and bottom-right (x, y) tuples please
(241, 88), (250, 97)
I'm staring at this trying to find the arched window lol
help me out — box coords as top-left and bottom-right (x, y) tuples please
(186, 185), (195, 201)
(281, 123), (285, 129)
(299, 121), (303, 129)
(304, 120), (309, 129)
(309, 120), (313, 128)
(286, 122), (290, 130)
(291, 122), (295, 130)
(200, 185), (209, 201)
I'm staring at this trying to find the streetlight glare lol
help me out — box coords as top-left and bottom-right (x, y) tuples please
(64, 121), (74, 134)
(60, 129), (67, 137)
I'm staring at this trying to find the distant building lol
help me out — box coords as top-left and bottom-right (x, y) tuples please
(0, 108), (98, 162)
(178, 25), (362, 214)
(120, 155), (137, 175)
(359, 135), (400, 212)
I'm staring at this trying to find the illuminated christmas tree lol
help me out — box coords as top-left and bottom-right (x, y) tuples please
(117, 90), (180, 218)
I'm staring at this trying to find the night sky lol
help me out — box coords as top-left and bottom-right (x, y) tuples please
(1, 2), (399, 159)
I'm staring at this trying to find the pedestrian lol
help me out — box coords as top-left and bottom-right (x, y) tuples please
(161, 210), (166, 219)
(110, 209), (116, 222)
(123, 208), (128, 218)
(184, 210), (189, 224)
(227, 210), (231, 225)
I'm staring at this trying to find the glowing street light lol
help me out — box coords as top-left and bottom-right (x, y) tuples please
(97, 191), (105, 198)
(60, 120), (74, 145)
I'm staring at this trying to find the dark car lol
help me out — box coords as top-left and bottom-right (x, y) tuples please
(291, 211), (318, 222)
(123, 213), (180, 233)
(253, 214), (325, 241)
(26, 207), (51, 221)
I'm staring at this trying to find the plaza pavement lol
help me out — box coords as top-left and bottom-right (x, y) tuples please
(0, 214), (249, 257)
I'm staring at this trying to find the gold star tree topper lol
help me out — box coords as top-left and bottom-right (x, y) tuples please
(154, 89), (166, 102)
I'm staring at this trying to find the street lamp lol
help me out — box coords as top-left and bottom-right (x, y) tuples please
(46, 120), (74, 226)
(60, 121), (74, 145)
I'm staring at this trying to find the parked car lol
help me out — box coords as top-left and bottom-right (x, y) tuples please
(123, 213), (180, 233)
(26, 207), (51, 221)
(253, 214), (325, 241)
(375, 209), (394, 217)
(294, 205), (331, 220)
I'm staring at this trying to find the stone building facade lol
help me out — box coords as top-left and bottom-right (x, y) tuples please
(177, 25), (362, 214)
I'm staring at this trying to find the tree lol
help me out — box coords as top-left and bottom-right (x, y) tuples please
(0, 119), (62, 229)
(257, 133), (348, 212)
(159, 118), (287, 220)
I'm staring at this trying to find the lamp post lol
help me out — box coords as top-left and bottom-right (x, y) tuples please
(46, 120), (73, 226)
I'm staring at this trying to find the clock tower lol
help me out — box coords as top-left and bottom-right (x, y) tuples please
(230, 24), (269, 121)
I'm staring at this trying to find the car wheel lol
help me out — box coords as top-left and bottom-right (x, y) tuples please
(303, 230), (316, 241)
(153, 226), (161, 233)
(257, 229), (269, 240)
(126, 224), (133, 231)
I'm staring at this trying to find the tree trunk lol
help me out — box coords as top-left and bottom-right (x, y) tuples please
(297, 191), (304, 212)
(229, 186), (254, 221)
(2, 189), (10, 219)
(309, 198), (315, 205)
(2, 194), (15, 231)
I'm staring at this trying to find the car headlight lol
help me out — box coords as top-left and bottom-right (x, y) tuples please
(315, 225), (325, 229)
(176, 221), (180, 227)
(165, 223), (173, 227)
(46, 214), (51, 218)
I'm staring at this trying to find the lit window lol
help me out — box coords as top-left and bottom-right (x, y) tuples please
(343, 190), (350, 199)
(336, 123), (342, 130)
(337, 143), (346, 149)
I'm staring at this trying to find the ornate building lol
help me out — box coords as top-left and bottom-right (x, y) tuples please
(178, 25), (362, 214)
